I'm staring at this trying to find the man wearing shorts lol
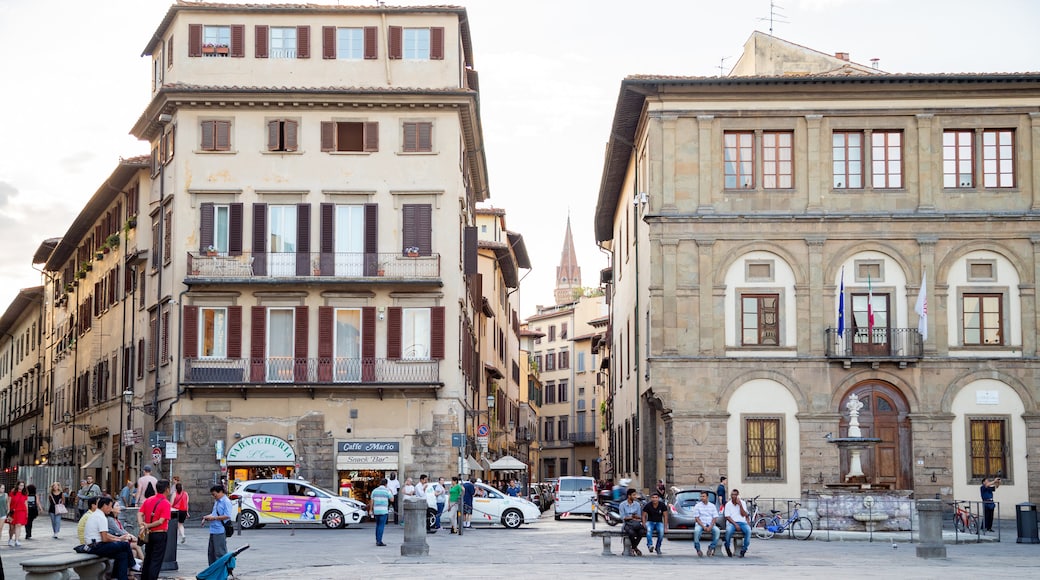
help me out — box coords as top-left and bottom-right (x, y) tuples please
(462, 476), (476, 528)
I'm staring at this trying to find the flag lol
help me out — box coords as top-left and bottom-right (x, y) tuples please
(837, 266), (845, 336)
(915, 271), (928, 341)
(867, 275), (874, 336)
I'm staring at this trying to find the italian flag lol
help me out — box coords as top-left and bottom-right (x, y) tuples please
(867, 275), (875, 336)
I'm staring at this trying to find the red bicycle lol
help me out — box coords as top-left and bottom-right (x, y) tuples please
(948, 500), (979, 534)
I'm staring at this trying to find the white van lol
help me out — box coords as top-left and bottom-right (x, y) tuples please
(553, 476), (596, 519)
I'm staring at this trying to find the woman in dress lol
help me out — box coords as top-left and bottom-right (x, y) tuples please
(7, 481), (28, 547)
(171, 482), (189, 543)
(48, 482), (65, 539)
(24, 484), (40, 540)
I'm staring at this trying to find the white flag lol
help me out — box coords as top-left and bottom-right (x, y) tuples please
(915, 271), (928, 341)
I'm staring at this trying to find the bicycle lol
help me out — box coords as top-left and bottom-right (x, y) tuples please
(948, 500), (979, 534)
(752, 502), (813, 540)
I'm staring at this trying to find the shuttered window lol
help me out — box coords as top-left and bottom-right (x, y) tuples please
(745, 416), (783, 479)
(199, 203), (243, 256)
(402, 121), (433, 153)
(324, 26), (377, 59)
(200, 120), (231, 152)
(402, 204), (432, 256)
(387, 306), (445, 361)
(320, 121), (378, 152)
(969, 417), (1009, 482)
(189, 24), (241, 58)
(266, 119), (299, 152)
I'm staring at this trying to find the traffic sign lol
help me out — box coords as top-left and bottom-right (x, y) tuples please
(451, 433), (466, 448)
(151, 446), (162, 464)
(165, 442), (178, 460)
(476, 424), (490, 437)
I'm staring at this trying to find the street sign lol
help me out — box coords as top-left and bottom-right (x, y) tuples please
(123, 430), (135, 446)
(476, 424), (490, 437)
(451, 433), (466, 448)
(151, 446), (162, 464)
(149, 431), (167, 447)
(165, 442), (178, 460)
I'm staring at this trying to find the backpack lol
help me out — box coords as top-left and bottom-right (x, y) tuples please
(144, 481), (156, 499)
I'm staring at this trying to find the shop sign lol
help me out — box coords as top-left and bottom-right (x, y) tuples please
(337, 441), (399, 453)
(336, 454), (398, 470)
(226, 435), (296, 465)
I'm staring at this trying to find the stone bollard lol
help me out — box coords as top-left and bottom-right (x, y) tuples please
(915, 499), (946, 559)
(401, 497), (430, 556)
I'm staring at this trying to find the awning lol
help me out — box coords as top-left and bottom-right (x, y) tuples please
(489, 455), (527, 471)
(483, 363), (504, 380)
(465, 455), (482, 471)
(81, 452), (105, 470)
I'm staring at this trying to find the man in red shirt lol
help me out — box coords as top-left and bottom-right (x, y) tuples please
(137, 479), (171, 580)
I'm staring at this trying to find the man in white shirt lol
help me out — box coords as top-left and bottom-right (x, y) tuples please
(84, 498), (133, 580)
(722, 489), (751, 558)
(415, 474), (437, 534)
(691, 491), (720, 557)
(387, 473), (401, 524)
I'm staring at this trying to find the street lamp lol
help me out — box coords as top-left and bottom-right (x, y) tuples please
(63, 411), (74, 467)
(28, 424), (36, 464)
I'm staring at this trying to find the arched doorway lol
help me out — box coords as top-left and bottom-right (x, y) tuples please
(839, 382), (913, 490)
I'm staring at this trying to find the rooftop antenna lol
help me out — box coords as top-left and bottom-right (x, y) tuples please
(717, 56), (731, 77)
(756, 0), (790, 35)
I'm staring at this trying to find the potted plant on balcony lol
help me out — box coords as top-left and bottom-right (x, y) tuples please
(405, 246), (420, 258)
(204, 245), (218, 257)
(125, 217), (137, 231)
(312, 258), (321, 276)
(215, 43), (229, 55)
(107, 233), (120, 250)
(202, 43), (216, 55)
(96, 248), (106, 259)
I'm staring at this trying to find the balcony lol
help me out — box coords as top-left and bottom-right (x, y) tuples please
(824, 328), (923, 367)
(185, 251), (440, 282)
(567, 431), (596, 445)
(183, 357), (440, 390)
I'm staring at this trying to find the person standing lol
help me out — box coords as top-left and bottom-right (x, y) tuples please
(367, 478), (392, 546)
(980, 476), (1001, 533)
(138, 479), (171, 580)
(118, 481), (135, 509)
(716, 476), (727, 508)
(656, 479), (667, 498)
(386, 473), (401, 525)
(462, 476), (476, 528)
(7, 481), (28, 547)
(24, 484), (40, 540)
(641, 492), (669, 555)
(0, 485), (8, 538)
(433, 477), (447, 529)
(723, 489), (751, 558)
(201, 485), (233, 565)
(171, 482), (189, 544)
(135, 465), (158, 506)
(446, 477), (462, 534)
(691, 491), (720, 557)
(48, 482), (66, 539)
(84, 498), (133, 580)
(619, 488), (645, 556)
(415, 474), (437, 534)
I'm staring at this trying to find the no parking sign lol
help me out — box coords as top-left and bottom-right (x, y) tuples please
(151, 446), (163, 464)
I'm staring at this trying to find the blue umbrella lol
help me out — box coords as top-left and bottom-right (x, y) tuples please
(196, 544), (250, 580)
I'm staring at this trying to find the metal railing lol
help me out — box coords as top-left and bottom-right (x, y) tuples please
(824, 327), (923, 358)
(186, 251), (440, 280)
(567, 432), (596, 444)
(184, 356), (439, 384)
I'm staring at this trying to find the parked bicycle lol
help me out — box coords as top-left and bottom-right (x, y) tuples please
(752, 501), (813, 540)
(948, 500), (979, 534)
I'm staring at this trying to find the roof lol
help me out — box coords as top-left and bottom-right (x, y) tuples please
(32, 238), (62, 265)
(0, 287), (43, 337)
(587, 315), (609, 328)
(519, 328), (545, 338)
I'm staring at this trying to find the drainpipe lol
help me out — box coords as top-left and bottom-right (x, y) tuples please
(153, 114), (172, 436)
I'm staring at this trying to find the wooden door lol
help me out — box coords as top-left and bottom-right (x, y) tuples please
(839, 382), (912, 489)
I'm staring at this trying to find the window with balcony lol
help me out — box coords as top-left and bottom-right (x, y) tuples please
(963, 293), (1003, 346)
(402, 308), (431, 360)
(402, 204), (432, 256)
(199, 307), (227, 358)
(199, 203), (243, 256)
(321, 121), (378, 152)
(266, 308), (295, 382)
(387, 306), (445, 360)
(745, 416), (783, 480)
(334, 308), (362, 382)
(319, 203), (376, 276)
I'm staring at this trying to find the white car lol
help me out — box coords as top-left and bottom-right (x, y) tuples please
(466, 482), (541, 529)
(229, 479), (365, 529)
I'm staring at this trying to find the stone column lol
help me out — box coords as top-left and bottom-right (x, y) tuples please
(661, 238), (679, 355)
(805, 236), (826, 353)
(400, 497), (429, 556)
(1029, 235), (1040, 357)
(696, 116), (715, 213)
(915, 499), (947, 559)
(1030, 113), (1040, 211)
(916, 114), (935, 211)
(1023, 412), (1040, 504)
(696, 238), (716, 354)
(917, 236), (937, 354)
(661, 114), (677, 211)
(805, 115), (823, 212)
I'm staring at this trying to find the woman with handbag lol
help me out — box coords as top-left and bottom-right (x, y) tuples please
(48, 482), (67, 539)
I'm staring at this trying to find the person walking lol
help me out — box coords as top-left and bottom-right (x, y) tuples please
(7, 481), (28, 547)
(980, 476), (1001, 533)
(716, 476), (727, 508)
(138, 479), (171, 580)
(723, 489), (751, 558)
(172, 481), (190, 544)
(201, 485), (233, 565)
(367, 478), (392, 546)
(135, 465), (158, 506)
(691, 491), (720, 557)
(84, 498), (133, 580)
(642, 492), (668, 555)
(386, 473), (401, 525)
(48, 482), (66, 539)
(24, 484), (40, 540)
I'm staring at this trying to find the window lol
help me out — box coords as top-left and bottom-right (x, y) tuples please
(982, 130), (1015, 188)
(544, 381), (555, 404)
(745, 416), (782, 479)
(558, 379), (568, 403)
(741, 294), (779, 346)
(577, 351), (586, 372)
(402, 121), (433, 153)
(334, 308), (362, 382)
(558, 349), (569, 369)
(266, 120), (299, 152)
(202, 25), (231, 57)
(871, 131), (903, 189)
(163, 208), (173, 266)
(969, 417), (1008, 481)
(388, 26), (444, 60)
(213, 205), (230, 253)
(147, 309), (158, 370)
(199, 307), (227, 358)
(943, 130), (975, 188)
(544, 351), (555, 371)
(963, 293), (1003, 345)
(561, 322), (568, 339)
(269, 27), (297, 59)
(402, 204), (432, 256)
(558, 415), (569, 441)
(548, 325), (556, 342)
(832, 131), (863, 189)
(320, 121), (378, 152)
(724, 131), (754, 189)
(533, 354), (542, 372)
(266, 308), (295, 382)
(336, 28), (364, 59)
(404, 28), (430, 59)
(402, 308), (431, 360)
(762, 131), (793, 189)
(543, 417), (554, 441)
(200, 120), (231, 152)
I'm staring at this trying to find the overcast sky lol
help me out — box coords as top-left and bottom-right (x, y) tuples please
(0, 0), (1037, 318)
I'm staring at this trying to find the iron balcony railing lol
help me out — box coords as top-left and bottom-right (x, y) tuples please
(186, 251), (440, 280)
(567, 431), (596, 444)
(183, 357), (439, 384)
(824, 328), (923, 359)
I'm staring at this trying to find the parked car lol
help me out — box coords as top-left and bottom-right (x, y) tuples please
(465, 482), (542, 529)
(666, 488), (724, 530)
(553, 476), (597, 520)
(230, 478), (365, 530)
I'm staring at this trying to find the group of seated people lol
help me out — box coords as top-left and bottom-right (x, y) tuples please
(77, 496), (142, 579)
(617, 488), (753, 558)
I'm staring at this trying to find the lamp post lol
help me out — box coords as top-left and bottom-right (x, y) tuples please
(486, 393), (495, 457)
(29, 424), (36, 465)
(63, 411), (73, 467)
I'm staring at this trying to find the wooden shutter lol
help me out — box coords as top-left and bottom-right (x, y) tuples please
(266, 120), (279, 151)
(230, 24), (245, 57)
(388, 26), (402, 59)
(252, 203), (267, 276)
(364, 121), (379, 152)
(322, 26), (336, 59)
(255, 25), (269, 58)
(430, 27), (444, 60)
(403, 204), (433, 255)
(364, 26), (378, 59)
(201, 120), (215, 151)
(167, 36), (174, 66)
(296, 26), (310, 58)
(431, 306), (445, 359)
(362, 307), (376, 381)
(464, 226), (477, 275)
(199, 203), (214, 252)
(320, 121), (335, 151)
(402, 204), (418, 252)
(319, 203), (334, 276)
(418, 122), (432, 151)
(294, 305), (308, 382)
(215, 121), (231, 151)
(317, 306), (333, 381)
(364, 203), (378, 276)
(182, 306), (198, 359)
(387, 307), (402, 359)
(227, 306), (242, 359)
(229, 203), (243, 256)
(403, 122), (417, 153)
(250, 306), (265, 382)
(296, 204), (311, 276)
(188, 24), (202, 57)
(284, 120), (298, 152)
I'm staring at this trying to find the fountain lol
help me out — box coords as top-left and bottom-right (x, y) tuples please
(828, 394), (882, 485)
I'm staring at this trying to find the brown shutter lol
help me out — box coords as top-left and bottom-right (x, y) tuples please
(402, 204), (417, 251)
(418, 204), (432, 255)
(364, 26), (378, 59)
(387, 307), (402, 359)
(294, 305), (308, 382)
(284, 120), (298, 152)
(319, 203), (334, 276)
(266, 120), (279, 151)
(252, 203), (267, 276)
(296, 204), (311, 276)
(229, 203), (243, 256)
(430, 27), (444, 60)
(431, 306), (445, 359)
(464, 226), (477, 275)
(189, 24), (202, 57)
(168, 36), (174, 66)
(255, 25), (268, 58)
(322, 26), (336, 59)
(388, 26), (402, 59)
(250, 306), (265, 382)
(418, 122), (432, 151)
(199, 203), (214, 252)
(362, 307), (376, 381)
(201, 120), (215, 151)
(227, 306), (242, 359)
(182, 306), (198, 359)
(320, 121), (335, 151)
(403, 122), (417, 153)
(363, 121), (379, 152)
(364, 203), (378, 276)
(317, 306), (333, 381)
(230, 24), (245, 57)
(296, 26), (310, 58)
(215, 120), (230, 151)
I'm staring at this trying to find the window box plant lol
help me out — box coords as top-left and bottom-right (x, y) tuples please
(215, 44), (229, 55)
(405, 246), (420, 258)
(125, 217), (137, 231)
(107, 233), (120, 249)
(97, 250), (106, 259)
(204, 245), (218, 257)
(202, 43), (216, 54)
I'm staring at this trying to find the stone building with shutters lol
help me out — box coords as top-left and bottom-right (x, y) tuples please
(595, 32), (1040, 506)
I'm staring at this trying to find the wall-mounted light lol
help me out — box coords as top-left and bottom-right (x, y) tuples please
(487, 394), (495, 409)
(378, 307), (386, 321)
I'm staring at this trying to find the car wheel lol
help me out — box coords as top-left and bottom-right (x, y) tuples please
(238, 510), (259, 530)
(323, 510), (345, 529)
(554, 513), (561, 520)
(502, 509), (523, 529)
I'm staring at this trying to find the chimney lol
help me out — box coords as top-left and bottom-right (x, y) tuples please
(835, 52), (850, 61)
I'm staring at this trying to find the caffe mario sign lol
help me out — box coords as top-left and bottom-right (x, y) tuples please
(226, 435), (296, 466)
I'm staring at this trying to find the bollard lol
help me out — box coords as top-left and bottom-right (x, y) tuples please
(161, 524), (179, 571)
(401, 497), (429, 556)
(915, 499), (946, 559)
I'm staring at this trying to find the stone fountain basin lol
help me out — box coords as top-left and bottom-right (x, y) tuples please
(828, 437), (882, 444)
(853, 512), (889, 523)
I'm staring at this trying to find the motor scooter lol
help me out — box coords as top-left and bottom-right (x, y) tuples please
(595, 490), (622, 526)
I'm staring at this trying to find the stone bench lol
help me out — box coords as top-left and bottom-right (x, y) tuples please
(590, 529), (634, 556)
(593, 526), (746, 556)
(21, 553), (113, 580)
(666, 527), (744, 541)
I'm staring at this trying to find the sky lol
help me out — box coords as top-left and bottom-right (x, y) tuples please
(0, 0), (1037, 318)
